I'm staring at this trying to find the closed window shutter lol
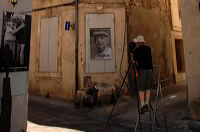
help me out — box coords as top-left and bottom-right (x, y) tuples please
(39, 18), (49, 72)
(48, 17), (58, 72)
(39, 17), (58, 72)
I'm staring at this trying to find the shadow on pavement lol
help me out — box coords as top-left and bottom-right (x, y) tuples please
(28, 83), (190, 132)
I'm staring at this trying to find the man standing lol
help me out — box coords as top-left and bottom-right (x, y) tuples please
(134, 35), (153, 114)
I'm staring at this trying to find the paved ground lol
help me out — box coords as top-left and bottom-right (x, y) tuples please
(27, 83), (192, 132)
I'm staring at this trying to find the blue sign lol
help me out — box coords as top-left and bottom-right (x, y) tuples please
(65, 21), (70, 30)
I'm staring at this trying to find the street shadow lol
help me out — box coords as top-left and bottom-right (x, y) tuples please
(27, 95), (134, 132)
(28, 83), (189, 132)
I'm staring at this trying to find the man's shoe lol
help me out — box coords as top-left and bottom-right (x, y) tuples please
(143, 104), (149, 112)
(140, 104), (149, 114)
(140, 105), (146, 114)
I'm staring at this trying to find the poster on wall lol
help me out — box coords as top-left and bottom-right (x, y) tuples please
(90, 28), (112, 60)
(0, 11), (31, 72)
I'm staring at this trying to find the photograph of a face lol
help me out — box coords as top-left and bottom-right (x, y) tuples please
(90, 28), (112, 60)
(0, 11), (31, 72)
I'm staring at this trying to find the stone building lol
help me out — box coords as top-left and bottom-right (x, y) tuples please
(127, 0), (174, 85)
(29, 0), (179, 101)
(180, 0), (200, 120)
(170, 0), (185, 83)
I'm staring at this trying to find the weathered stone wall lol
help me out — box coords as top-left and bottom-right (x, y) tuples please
(78, 5), (127, 90)
(33, 0), (169, 13)
(180, 0), (200, 120)
(32, 0), (74, 9)
(127, 6), (174, 81)
(170, 0), (185, 83)
(29, 4), (128, 100)
(29, 6), (76, 100)
(170, 0), (181, 31)
(30, 0), (174, 101)
(130, 0), (169, 13)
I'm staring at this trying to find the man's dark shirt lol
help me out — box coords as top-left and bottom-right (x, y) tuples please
(134, 44), (153, 70)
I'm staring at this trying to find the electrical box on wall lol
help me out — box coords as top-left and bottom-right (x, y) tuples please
(65, 21), (70, 30)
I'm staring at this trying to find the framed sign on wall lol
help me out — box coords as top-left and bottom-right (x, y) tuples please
(86, 14), (115, 73)
(0, 11), (31, 72)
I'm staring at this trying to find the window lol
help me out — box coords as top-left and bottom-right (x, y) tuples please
(39, 17), (58, 72)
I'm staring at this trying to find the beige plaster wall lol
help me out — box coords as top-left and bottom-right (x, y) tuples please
(170, 0), (185, 83)
(32, 0), (74, 9)
(29, 7), (76, 101)
(30, 0), (174, 101)
(78, 5), (127, 90)
(29, 4), (127, 100)
(180, 0), (200, 120)
(170, 0), (181, 31)
(32, 0), (169, 12)
(127, 6), (174, 81)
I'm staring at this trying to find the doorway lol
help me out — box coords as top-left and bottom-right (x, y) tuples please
(175, 39), (185, 73)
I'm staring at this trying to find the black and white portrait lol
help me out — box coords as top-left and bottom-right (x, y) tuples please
(90, 28), (112, 60)
(0, 12), (31, 72)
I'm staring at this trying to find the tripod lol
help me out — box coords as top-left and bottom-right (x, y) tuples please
(105, 62), (142, 131)
(105, 64), (168, 132)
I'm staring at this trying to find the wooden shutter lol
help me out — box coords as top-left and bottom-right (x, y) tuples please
(48, 17), (58, 72)
(39, 18), (49, 72)
(39, 17), (58, 72)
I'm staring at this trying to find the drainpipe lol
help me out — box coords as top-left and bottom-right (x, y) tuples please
(75, 0), (79, 101)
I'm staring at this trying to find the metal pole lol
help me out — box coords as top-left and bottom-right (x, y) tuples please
(152, 65), (161, 132)
(74, 0), (79, 101)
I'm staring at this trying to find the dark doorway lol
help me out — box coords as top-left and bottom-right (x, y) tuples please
(175, 39), (185, 73)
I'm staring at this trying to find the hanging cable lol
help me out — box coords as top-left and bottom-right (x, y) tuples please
(119, 7), (129, 91)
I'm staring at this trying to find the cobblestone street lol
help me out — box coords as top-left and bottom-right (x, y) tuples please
(27, 83), (191, 132)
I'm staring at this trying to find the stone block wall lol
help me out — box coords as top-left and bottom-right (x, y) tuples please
(180, 0), (200, 120)
(127, 6), (174, 81)
(30, 0), (175, 101)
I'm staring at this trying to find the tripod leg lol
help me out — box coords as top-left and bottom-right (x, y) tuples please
(105, 63), (132, 127)
(134, 116), (139, 132)
(163, 110), (168, 132)
(150, 106), (152, 132)
(159, 84), (168, 132)
(132, 64), (142, 132)
(136, 89), (142, 132)
(151, 83), (160, 132)
(150, 104), (159, 127)
(134, 91), (143, 132)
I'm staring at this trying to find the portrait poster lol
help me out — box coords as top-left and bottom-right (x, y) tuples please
(90, 28), (112, 60)
(86, 14), (115, 73)
(0, 11), (31, 72)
